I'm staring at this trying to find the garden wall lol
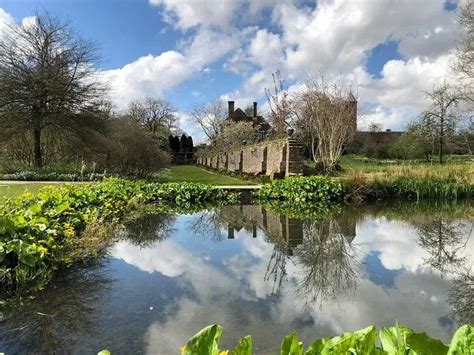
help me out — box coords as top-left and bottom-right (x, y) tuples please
(196, 137), (304, 178)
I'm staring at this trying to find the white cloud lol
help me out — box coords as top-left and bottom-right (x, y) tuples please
(0, 8), (13, 33)
(219, 0), (460, 130)
(149, 0), (241, 31)
(101, 28), (238, 108)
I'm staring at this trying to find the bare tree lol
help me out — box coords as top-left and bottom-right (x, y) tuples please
(368, 121), (382, 132)
(0, 13), (104, 168)
(212, 121), (258, 152)
(455, 0), (474, 80)
(295, 218), (358, 305)
(190, 100), (226, 142)
(265, 70), (292, 134)
(449, 267), (474, 324)
(422, 81), (463, 164)
(127, 97), (177, 134)
(416, 218), (470, 275)
(294, 73), (357, 172)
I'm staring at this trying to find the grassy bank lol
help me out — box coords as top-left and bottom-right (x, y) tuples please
(338, 154), (473, 181)
(155, 165), (254, 185)
(0, 179), (237, 294)
(0, 182), (65, 199)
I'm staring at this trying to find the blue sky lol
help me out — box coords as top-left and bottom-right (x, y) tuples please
(0, 0), (461, 138)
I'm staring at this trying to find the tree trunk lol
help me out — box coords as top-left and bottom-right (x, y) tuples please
(439, 113), (444, 165)
(33, 126), (43, 168)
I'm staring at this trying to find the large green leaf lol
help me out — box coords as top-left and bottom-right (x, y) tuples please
(319, 325), (377, 354)
(447, 324), (473, 355)
(406, 332), (448, 354)
(281, 332), (304, 355)
(379, 324), (414, 354)
(230, 335), (252, 355)
(181, 324), (223, 355)
(304, 337), (329, 354)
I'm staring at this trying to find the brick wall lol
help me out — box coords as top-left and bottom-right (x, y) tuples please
(198, 137), (303, 178)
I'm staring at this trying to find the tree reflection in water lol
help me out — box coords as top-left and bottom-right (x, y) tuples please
(295, 218), (359, 305)
(416, 219), (471, 275)
(0, 264), (112, 353)
(191, 204), (360, 304)
(414, 214), (473, 325)
(121, 213), (176, 247)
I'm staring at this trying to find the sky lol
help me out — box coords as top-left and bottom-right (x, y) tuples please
(0, 0), (465, 140)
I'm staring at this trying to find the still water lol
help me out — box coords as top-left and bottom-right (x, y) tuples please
(1, 203), (473, 354)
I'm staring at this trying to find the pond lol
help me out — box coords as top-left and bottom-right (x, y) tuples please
(1, 202), (473, 354)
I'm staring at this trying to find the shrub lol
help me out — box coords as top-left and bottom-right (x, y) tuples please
(181, 323), (473, 354)
(254, 176), (344, 203)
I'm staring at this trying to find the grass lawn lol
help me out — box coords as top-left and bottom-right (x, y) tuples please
(304, 154), (473, 184)
(0, 182), (65, 199)
(156, 165), (254, 185)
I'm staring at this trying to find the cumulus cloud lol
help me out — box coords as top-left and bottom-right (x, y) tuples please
(0, 8), (13, 30)
(149, 0), (241, 30)
(101, 28), (238, 108)
(219, 0), (460, 130)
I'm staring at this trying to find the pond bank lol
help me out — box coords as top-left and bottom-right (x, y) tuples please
(1, 200), (472, 353)
(1, 176), (472, 297)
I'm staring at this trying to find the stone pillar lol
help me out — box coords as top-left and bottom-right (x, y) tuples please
(285, 138), (304, 176)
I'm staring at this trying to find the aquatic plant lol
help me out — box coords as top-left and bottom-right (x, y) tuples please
(0, 179), (238, 292)
(344, 174), (473, 202)
(254, 176), (344, 202)
(180, 323), (473, 354)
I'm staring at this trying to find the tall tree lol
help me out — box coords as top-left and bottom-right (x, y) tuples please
(455, 0), (474, 81)
(190, 100), (226, 142)
(127, 97), (177, 134)
(265, 70), (292, 134)
(0, 13), (103, 168)
(422, 81), (463, 164)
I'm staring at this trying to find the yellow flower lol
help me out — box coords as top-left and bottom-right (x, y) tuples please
(179, 346), (186, 354)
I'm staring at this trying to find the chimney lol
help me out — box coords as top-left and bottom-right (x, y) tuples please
(228, 101), (235, 117)
(253, 102), (257, 118)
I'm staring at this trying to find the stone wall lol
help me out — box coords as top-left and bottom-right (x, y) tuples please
(197, 137), (304, 178)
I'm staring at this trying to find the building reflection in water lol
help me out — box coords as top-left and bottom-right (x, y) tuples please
(217, 204), (359, 302)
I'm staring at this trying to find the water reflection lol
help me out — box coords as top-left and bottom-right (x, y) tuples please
(0, 202), (472, 354)
(0, 264), (113, 353)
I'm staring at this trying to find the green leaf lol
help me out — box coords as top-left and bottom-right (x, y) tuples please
(281, 332), (304, 355)
(447, 324), (473, 355)
(320, 325), (377, 354)
(304, 337), (329, 354)
(406, 332), (448, 354)
(230, 335), (252, 355)
(379, 324), (414, 354)
(97, 350), (111, 355)
(181, 324), (223, 355)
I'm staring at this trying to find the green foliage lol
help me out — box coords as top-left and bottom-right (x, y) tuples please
(0, 179), (237, 292)
(258, 200), (342, 220)
(182, 324), (473, 355)
(0, 171), (105, 182)
(254, 176), (344, 203)
(345, 175), (473, 202)
(280, 332), (304, 354)
(448, 324), (473, 355)
(180, 325), (223, 355)
(231, 336), (252, 355)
